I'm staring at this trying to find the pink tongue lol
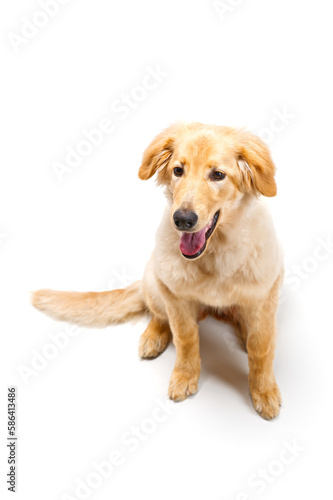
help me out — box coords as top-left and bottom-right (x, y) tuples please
(180, 228), (206, 256)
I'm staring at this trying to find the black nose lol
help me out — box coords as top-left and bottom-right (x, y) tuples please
(173, 210), (198, 230)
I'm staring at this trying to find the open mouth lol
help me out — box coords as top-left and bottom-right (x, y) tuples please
(180, 210), (220, 260)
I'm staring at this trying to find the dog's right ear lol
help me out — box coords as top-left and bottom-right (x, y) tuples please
(138, 125), (177, 182)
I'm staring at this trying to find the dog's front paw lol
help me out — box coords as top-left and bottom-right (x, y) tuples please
(250, 383), (282, 420)
(168, 370), (198, 402)
(138, 322), (170, 359)
(139, 334), (168, 359)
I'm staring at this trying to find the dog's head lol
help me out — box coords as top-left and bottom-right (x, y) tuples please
(138, 122), (276, 260)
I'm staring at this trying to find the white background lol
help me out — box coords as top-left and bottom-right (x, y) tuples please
(1, 0), (333, 499)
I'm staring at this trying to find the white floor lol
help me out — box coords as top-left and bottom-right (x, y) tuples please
(4, 281), (331, 500)
(1, 1), (333, 498)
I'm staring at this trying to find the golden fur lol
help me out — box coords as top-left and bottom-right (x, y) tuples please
(32, 122), (284, 420)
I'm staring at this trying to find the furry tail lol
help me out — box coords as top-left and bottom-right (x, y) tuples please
(31, 281), (148, 328)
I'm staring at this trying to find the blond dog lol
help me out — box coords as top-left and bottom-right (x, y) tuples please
(32, 122), (283, 420)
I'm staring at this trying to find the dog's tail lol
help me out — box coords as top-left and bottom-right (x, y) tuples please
(31, 281), (148, 328)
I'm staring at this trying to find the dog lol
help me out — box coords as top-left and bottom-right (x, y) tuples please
(32, 122), (284, 420)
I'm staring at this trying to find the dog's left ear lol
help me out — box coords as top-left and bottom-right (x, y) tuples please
(237, 133), (277, 197)
(138, 125), (177, 182)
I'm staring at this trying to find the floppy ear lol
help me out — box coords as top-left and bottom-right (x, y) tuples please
(237, 133), (277, 197)
(138, 125), (177, 182)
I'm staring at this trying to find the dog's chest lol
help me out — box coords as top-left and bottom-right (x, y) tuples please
(156, 250), (242, 307)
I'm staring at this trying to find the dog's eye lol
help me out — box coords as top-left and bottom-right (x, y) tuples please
(173, 166), (184, 177)
(211, 171), (226, 181)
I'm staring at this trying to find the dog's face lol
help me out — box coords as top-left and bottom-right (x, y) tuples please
(139, 122), (276, 260)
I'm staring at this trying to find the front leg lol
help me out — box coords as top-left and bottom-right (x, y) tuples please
(158, 280), (200, 401)
(241, 278), (282, 420)
(168, 311), (200, 402)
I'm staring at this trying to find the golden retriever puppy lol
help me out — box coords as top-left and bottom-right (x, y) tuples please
(32, 122), (283, 420)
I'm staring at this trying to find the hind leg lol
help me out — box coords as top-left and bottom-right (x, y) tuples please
(228, 306), (249, 351)
(140, 257), (171, 359)
(139, 316), (171, 359)
(212, 306), (248, 351)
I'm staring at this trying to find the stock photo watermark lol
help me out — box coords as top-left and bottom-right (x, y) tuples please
(7, 387), (18, 493)
(51, 65), (168, 182)
(17, 324), (81, 385)
(7, 0), (72, 53)
(257, 106), (296, 144)
(61, 397), (179, 500)
(280, 234), (333, 304)
(233, 439), (306, 499)
(212, 0), (246, 21)
(0, 232), (8, 246)
(107, 267), (139, 290)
